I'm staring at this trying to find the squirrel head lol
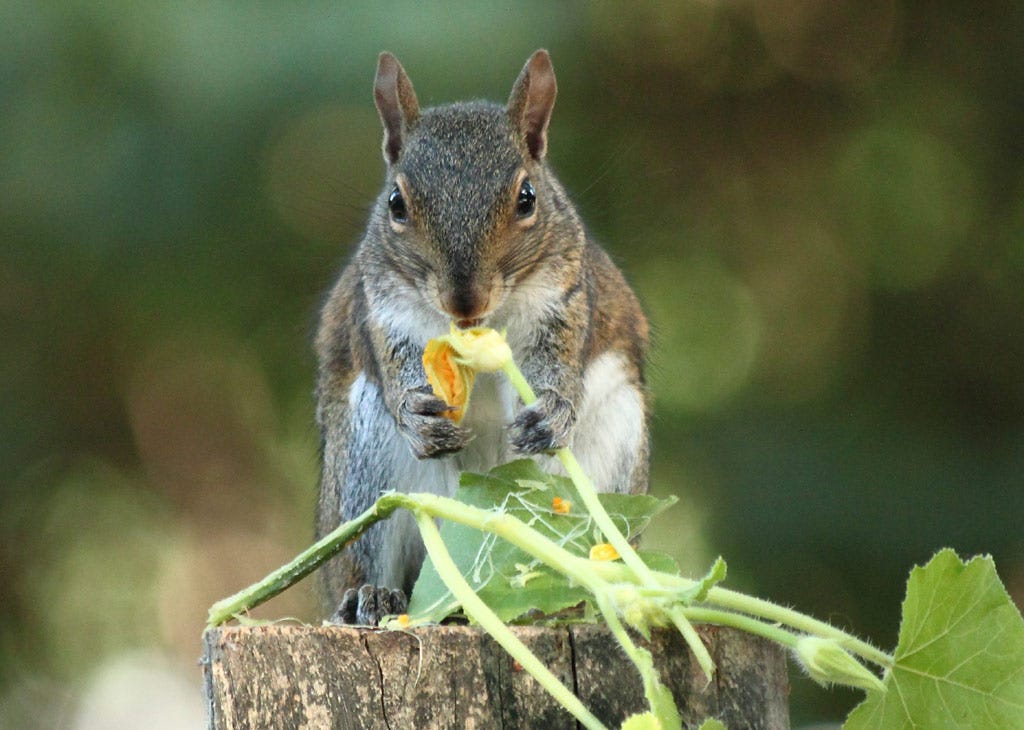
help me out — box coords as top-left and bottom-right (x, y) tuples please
(368, 51), (573, 328)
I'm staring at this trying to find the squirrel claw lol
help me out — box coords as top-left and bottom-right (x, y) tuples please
(509, 390), (575, 455)
(399, 388), (472, 458)
(404, 387), (455, 417)
(408, 418), (471, 459)
(330, 585), (408, 626)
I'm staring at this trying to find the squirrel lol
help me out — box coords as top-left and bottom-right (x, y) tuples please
(315, 50), (650, 625)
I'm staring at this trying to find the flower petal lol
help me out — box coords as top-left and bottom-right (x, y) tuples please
(447, 325), (512, 373)
(423, 339), (474, 422)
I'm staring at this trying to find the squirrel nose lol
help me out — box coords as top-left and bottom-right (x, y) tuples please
(442, 288), (490, 326)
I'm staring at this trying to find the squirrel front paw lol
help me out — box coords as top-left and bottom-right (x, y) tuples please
(398, 386), (471, 459)
(330, 585), (408, 626)
(509, 389), (576, 455)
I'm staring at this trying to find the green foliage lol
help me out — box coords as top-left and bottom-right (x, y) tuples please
(844, 549), (1024, 729)
(407, 459), (677, 623)
(681, 556), (727, 604)
(206, 458), (1024, 729)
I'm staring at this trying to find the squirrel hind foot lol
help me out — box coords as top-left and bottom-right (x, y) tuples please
(329, 584), (408, 626)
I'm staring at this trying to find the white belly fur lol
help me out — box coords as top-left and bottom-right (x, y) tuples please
(568, 351), (645, 492)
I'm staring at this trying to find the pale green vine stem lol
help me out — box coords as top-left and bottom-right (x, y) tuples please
(206, 500), (398, 626)
(501, 357), (709, 679)
(592, 591), (682, 730)
(592, 567), (892, 669)
(554, 447), (656, 583)
(681, 607), (803, 650)
(430, 472), (886, 675)
(475, 491), (888, 673)
(500, 359), (538, 405)
(415, 511), (609, 730)
(665, 606), (715, 681)
(501, 360), (654, 582)
(205, 491), (599, 628)
(206, 489), (890, 678)
(556, 443), (716, 682)
(413, 493), (614, 590)
(704, 587), (893, 669)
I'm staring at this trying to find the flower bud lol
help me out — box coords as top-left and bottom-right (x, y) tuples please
(589, 543), (620, 562)
(794, 637), (886, 692)
(551, 496), (571, 514)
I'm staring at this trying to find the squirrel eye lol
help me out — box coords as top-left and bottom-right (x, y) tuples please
(516, 178), (536, 218)
(388, 186), (408, 224)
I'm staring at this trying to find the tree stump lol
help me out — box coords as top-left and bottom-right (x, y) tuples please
(202, 624), (789, 729)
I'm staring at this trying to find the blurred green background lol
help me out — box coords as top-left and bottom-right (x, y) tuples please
(2, 2), (1022, 727)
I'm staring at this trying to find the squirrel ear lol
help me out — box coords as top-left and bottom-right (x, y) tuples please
(507, 50), (557, 161)
(374, 52), (421, 164)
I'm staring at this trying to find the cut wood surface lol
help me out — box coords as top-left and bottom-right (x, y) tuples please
(202, 623), (790, 729)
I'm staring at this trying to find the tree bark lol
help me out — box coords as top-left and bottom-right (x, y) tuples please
(202, 624), (789, 729)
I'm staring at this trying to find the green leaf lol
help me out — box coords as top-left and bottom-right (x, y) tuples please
(407, 459), (677, 622)
(680, 555), (727, 603)
(633, 550), (681, 575)
(844, 549), (1024, 729)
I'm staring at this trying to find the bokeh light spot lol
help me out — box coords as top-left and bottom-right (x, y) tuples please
(262, 105), (381, 246)
(752, 0), (899, 86)
(837, 125), (976, 289)
(72, 651), (204, 730)
(642, 255), (761, 413)
(742, 214), (868, 401)
(28, 463), (178, 677)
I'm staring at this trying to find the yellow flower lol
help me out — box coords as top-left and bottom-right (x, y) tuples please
(552, 497), (571, 514)
(444, 324), (512, 373)
(589, 543), (620, 561)
(422, 338), (475, 423)
(422, 325), (512, 422)
(396, 614), (411, 628)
